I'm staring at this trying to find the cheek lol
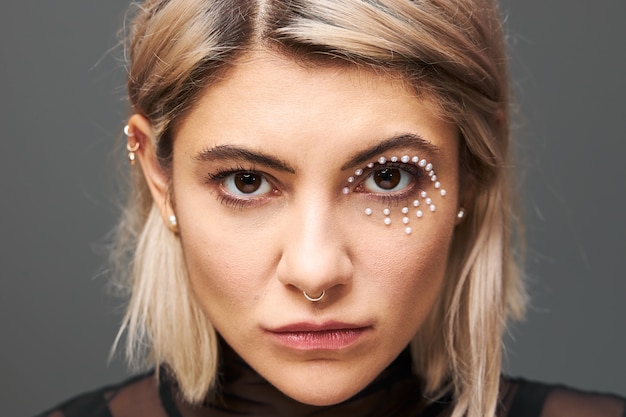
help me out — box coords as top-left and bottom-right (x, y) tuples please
(175, 199), (278, 312)
(357, 221), (453, 317)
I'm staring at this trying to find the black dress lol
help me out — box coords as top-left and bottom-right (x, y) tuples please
(36, 344), (626, 417)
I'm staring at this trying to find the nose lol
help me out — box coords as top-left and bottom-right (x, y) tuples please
(276, 197), (353, 299)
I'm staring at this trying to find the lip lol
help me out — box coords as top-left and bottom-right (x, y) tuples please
(266, 321), (371, 351)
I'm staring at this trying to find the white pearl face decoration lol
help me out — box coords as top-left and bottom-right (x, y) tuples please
(345, 155), (447, 235)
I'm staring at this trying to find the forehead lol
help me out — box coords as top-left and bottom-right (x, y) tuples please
(175, 50), (457, 168)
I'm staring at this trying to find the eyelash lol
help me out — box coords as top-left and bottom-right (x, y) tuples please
(354, 162), (426, 204)
(205, 161), (427, 209)
(206, 165), (275, 209)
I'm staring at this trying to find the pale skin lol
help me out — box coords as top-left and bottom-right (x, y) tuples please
(130, 50), (463, 406)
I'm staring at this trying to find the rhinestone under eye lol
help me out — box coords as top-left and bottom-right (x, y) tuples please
(346, 154), (448, 235)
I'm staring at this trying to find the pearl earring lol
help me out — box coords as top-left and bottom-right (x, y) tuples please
(168, 215), (178, 231)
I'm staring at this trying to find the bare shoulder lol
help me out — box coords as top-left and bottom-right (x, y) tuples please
(503, 377), (626, 417)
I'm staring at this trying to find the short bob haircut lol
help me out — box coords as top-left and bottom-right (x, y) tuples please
(112, 1), (526, 417)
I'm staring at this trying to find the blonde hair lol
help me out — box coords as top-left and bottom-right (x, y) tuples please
(113, 1), (527, 416)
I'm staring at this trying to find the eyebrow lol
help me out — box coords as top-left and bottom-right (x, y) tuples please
(340, 133), (441, 171)
(194, 145), (296, 174)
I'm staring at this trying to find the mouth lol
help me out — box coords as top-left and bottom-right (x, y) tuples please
(266, 322), (371, 351)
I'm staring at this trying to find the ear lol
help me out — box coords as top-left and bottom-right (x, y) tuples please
(127, 114), (175, 226)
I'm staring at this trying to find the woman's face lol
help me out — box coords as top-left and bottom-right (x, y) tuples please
(146, 51), (461, 405)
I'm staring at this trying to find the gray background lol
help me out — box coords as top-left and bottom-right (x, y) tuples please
(0, 1), (624, 416)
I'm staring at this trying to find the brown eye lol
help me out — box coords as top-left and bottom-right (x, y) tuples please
(224, 172), (272, 196)
(373, 168), (401, 190)
(361, 166), (414, 194)
(234, 173), (262, 193)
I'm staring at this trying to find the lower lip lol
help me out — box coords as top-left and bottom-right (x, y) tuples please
(268, 328), (368, 351)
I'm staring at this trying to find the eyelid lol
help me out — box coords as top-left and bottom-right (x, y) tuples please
(352, 161), (425, 196)
(205, 166), (281, 209)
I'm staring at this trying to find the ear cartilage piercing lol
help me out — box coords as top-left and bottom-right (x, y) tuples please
(124, 125), (140, 165)
(127, 142), (140, 165)
(123, 125), (134, 137)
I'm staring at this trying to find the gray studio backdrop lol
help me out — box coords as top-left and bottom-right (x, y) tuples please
(1, 1), (624, 416)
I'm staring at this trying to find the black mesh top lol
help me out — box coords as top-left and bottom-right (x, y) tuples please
(37, 345), (625, 417)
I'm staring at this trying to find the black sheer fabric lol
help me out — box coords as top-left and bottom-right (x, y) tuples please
(37, 345), (626, 417)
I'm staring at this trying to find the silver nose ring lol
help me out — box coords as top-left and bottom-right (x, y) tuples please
(303, 290), (326, 302)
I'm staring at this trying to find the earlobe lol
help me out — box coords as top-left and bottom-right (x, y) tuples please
(126, 114), (176, 227)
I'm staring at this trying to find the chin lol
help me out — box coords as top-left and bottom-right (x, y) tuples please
(286, 386), (361, 407)
(273, 371), (372, 406)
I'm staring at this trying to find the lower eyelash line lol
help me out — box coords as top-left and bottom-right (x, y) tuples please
(217, 194), (258, 210)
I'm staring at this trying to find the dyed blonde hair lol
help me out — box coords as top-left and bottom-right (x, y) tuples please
(113, 1), (526, 416)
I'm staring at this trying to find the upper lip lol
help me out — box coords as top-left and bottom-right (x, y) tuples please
(268, 321), (370, 333)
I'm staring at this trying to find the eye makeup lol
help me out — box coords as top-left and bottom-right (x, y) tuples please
(344, 154), (447, 235)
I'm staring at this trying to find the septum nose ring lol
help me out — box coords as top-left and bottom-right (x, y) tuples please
(303, 290), (326, 302)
